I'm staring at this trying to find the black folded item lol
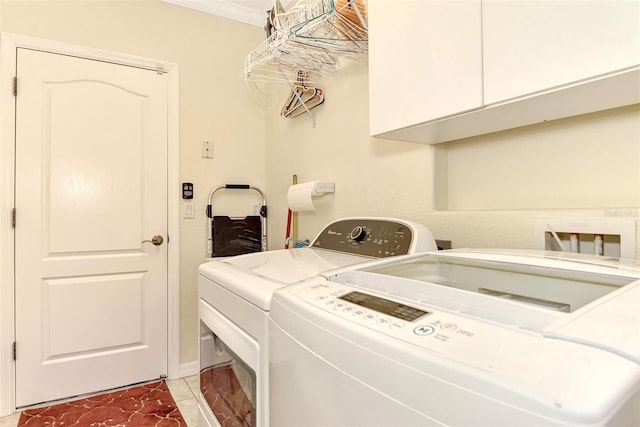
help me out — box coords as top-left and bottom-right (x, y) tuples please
(212, 216), (262, 257)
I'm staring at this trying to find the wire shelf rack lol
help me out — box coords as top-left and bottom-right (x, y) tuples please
(242, 0), (367, 85)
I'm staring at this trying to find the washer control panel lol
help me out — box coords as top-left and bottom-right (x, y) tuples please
(339, 291), (430, 322)
(311, 218), (420, 257)
(291, 281), (511, 360)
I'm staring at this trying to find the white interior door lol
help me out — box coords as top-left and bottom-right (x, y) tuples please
(14, 47), (168, 407)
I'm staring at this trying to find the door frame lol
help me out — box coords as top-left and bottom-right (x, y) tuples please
(0, 32), (181, 416)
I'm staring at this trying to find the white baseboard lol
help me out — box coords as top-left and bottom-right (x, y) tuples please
(178, 360), (199, 379)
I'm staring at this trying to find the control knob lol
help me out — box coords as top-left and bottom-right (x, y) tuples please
(350, 226), (367, 242)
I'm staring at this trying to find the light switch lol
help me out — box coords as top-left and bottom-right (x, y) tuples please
(184, 202), (195, 219)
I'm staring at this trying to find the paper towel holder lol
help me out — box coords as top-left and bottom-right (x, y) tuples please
(310, 181), (335, 195)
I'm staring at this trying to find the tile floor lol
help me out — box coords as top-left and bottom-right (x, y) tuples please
(0, 375), (200, 427)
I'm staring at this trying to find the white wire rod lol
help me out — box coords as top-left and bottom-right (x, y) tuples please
(245, 30), (342, 75)
(242, 66), (327, 86)
(244, 39), (341, 77)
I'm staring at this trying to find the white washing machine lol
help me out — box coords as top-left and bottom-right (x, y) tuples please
(269, 249), (640, 426)
(197, 217), (437, 427)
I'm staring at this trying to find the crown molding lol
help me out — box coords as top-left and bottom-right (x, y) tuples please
(161, 0), (269, 27)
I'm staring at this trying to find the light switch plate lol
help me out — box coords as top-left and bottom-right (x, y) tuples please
(184, 201), (195, 219)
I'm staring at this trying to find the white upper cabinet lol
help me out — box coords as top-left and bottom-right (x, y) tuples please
(369, 0), (640, 144)
(368, 0), (483, 136)
(483, 0), (640, 104)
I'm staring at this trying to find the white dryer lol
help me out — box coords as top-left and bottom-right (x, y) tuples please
(269, 249), (640, 426)
(197, 217), (437, 427)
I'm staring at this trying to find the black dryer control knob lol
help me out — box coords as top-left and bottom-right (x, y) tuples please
(350, 226), (367, 242)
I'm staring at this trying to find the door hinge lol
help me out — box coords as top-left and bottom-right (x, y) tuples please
(13, 342), (16, 361)
(13, 77), (17, 96)
(12, 208), (16, 228)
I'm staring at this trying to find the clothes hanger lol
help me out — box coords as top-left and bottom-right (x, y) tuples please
(281, 71), (308, 116)
(281, 70), (324, 118)
(288, 0), (368, 54)
(283, 86), (320, 117)
(287, 88), (324, 118)
(243, 0), (368, 85)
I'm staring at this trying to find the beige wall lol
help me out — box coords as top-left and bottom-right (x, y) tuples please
(265, 59), (433, 245)
(1, 0), (266, 366)
(3, 0), (640, 371)
(430, 105), (640, 250)
(265, 59), (640, 255)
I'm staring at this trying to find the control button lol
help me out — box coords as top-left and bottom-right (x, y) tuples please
(377, 318), (390, 326)
(350, 226), (367, 242)
(390, 322), (405, 330)
(413, 325), (435, 336)
(353, 309), (366, 317)
(332, 302), (346, 310)
(325, 300), (335, 307)
(343, 306), (354, 313)
(363, 313), (378, 321)
(440, 322), (457, 331)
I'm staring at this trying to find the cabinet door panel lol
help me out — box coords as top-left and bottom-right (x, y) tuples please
(483, 0), (640, 105)
(369, 0), (483, 136)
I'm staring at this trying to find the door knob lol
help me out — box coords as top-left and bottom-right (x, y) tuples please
(142, 235), (164, 246)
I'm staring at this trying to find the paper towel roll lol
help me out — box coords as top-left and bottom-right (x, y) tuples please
(287, 181), (335, 212)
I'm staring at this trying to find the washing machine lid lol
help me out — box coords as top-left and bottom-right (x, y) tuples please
(221, 247), (372, 283)
(199, 248), (373, 309)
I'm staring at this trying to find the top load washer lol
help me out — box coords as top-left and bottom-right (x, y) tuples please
(269, 249), (640, 426)
(197, 217), (437, 427)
